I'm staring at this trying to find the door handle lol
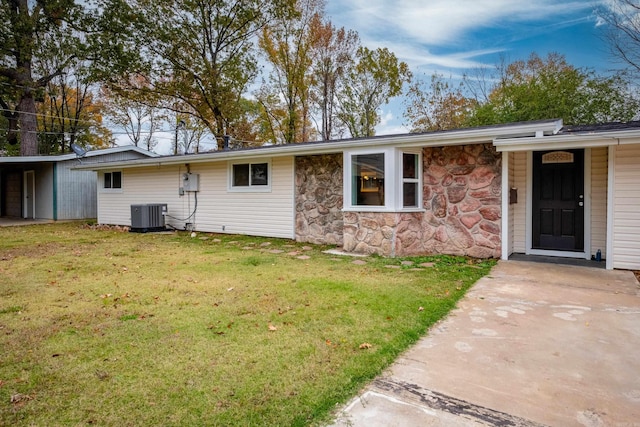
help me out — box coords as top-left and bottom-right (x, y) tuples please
(578, 201), (584, 207)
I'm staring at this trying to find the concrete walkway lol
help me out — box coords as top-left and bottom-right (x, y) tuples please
(330, 260), (640, 427)
(0, 218), (54, 227)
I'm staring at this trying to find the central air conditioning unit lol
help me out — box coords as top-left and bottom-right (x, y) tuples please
(130, 204), (167, 233)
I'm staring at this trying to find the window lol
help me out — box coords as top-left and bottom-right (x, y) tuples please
(230, 162), (270, 190)
(104, 171), (122, 189)
(344, 149), (422, 211)
(352, 153), (385, 206)
(402, 153), (419, 208)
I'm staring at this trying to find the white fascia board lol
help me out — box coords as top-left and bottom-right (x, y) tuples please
(494, 135), (620, 152)
(74, 120), (562, 171)
(495, 128), (640, 152)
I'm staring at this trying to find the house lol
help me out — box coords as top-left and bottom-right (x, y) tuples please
(75, 119), (640, 271)
(0, 146), (158, 221)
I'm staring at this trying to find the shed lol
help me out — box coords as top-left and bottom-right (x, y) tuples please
(0, 146), (157, 220)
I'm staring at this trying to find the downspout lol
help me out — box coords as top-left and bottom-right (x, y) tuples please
(52, 163), (58, 221)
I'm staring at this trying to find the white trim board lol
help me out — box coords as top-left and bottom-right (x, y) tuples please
(501, 151), (510, 261)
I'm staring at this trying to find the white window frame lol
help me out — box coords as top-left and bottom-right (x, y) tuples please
(101, 170), (123, 193)
(227, 159), (272, 193)
(397, 149), (423, 211)
(343, 148), (423, 212)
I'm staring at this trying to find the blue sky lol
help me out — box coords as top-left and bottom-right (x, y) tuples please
(325, 0), (620, 134)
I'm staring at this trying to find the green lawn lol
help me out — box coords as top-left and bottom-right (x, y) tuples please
(0, 222), (494, 426)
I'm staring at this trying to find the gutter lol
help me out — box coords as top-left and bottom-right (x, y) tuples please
(493, 131), (640, 152)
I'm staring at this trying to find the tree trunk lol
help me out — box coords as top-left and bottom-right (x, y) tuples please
(18, 94), (38, 156)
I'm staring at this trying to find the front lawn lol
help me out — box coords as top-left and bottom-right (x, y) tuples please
(0, 222), (494, 426)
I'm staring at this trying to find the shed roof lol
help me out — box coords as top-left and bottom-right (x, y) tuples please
(0, 145), (158, 165)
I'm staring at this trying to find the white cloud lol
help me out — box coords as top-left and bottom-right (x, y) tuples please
(327, 0), (596, 72)
(323, 0), (613, 135)
(332, 0), (593, 45)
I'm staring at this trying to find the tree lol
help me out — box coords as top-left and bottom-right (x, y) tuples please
(598, 0), (640, 75)
(258, 0), (322, 144)
(98, 0), (295, 151)
(34, 33), (113, 154)
(228, 98), (268, 148)
(102, 77), (165, 152)
(336, 47), (411, 138)
(38, 81), (112, 154)
(170, 111), (214, 154)
(466, 53), (640, 127)
(0, 0), (84, 155)
(403, 73), (477, 132)
(309, 17), (359, 140)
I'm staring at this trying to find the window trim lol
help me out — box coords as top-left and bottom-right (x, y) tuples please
(227, 160), (272, 193)
(343, 148), (423, 212)
(101, 170), (123, 193)
(343, 148), (392, 212)
(398, 150), (423, 210)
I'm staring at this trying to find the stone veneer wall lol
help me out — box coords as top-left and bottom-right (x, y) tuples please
(343, 143), (502, 258)
(294, 154), (344, 245)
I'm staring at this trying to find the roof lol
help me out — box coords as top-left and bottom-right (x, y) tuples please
(0, 145), (158, 165)
(74, 119), (564, 171)
(494, 120), (640, 152)
(560, 121), (640, 134)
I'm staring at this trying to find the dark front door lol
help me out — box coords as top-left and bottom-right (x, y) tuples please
(532, 149), (584, 251)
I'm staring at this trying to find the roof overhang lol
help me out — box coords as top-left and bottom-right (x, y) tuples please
(73, 120), (563, 171)
(494, 130), (640, 152)
(0, 145), (158, 165)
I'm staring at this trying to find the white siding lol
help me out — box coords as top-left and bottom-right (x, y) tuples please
(97, 156), (295, 239)
(507, 152), (515, 255)
(590, 147), (607, 259)
(611, 144), (640, 270)
(512, 151), (527, 253)
(98, 166), (180, 226)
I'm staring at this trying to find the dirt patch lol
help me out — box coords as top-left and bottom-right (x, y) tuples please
(1, 242), (64, 260)
(635, 271), (640, 283)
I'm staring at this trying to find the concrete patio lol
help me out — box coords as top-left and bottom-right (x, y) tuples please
(330, 260), (640, 426)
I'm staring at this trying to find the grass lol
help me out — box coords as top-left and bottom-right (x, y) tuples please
(0, 222), (495, 426)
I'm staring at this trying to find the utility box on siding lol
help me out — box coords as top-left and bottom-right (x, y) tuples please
(130, 204), (167, 232)
(182, 173), (200, 192)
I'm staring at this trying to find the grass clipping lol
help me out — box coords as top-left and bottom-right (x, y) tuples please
(0, 222), (494, 426)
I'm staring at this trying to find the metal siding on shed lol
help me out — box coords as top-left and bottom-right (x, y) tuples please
(56, 160), (97, 219)
(82, 150), (153, 164)
(97, 156), (295, 239)
(57, 151), (154, 220)
(612, 144), (640, 270)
